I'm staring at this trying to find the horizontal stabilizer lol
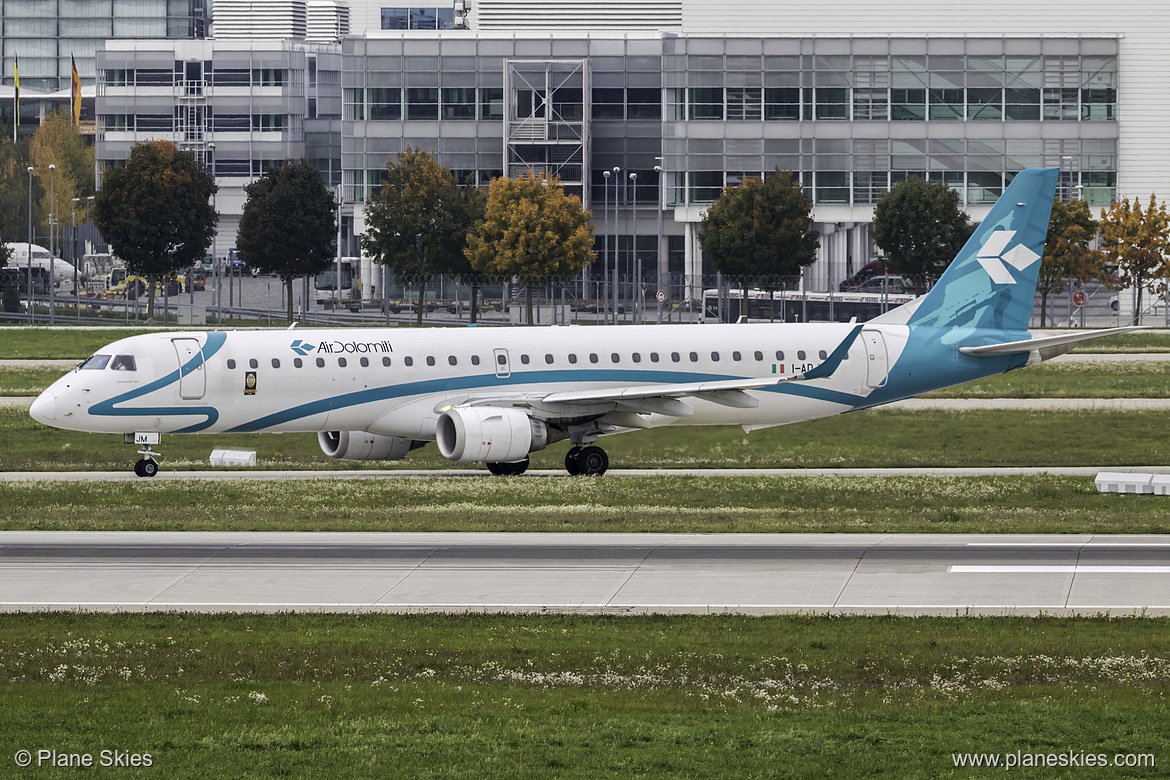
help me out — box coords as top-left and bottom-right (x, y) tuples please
(959, 327), (1143, 361)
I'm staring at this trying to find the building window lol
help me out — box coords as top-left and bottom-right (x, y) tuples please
(252, 68), (285, 87)
(369, 88), (402, 121)
(212, 69), (250, 87)
(688, 87), (723, 121)
(406, 87), (439, 120)
(891, 89), (926, 121)
(764, 87), (800, 121)
(967, 88), (1002, 120)
(726, 87), (761, 121)
(441, 88), (476, 120)
(928, 89), (964, 121)
(626, 88), (661, 120)
(592, 88), (624, 119)
(1081, 88), (1116, 121)
(252, 114), (286, 131)
(814, 88), (849, 120)
(480, 87), (503, 120)
(853, 88), (889, 120)
(1005, 88), (1040, 120)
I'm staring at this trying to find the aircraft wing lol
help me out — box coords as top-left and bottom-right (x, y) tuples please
(959, 326), (1143, 361)
(446, 324), (863, 419)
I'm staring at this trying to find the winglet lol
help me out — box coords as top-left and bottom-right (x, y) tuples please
(796, 324), (863, 381)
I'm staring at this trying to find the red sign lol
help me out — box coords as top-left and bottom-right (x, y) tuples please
(1073, 290), (1087, 306)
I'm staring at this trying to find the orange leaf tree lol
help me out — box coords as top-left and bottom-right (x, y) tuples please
(1099, 194), (1170, 324)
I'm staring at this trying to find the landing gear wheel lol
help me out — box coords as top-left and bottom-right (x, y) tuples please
(564, 446), (583, 476)
(486, 457), (529, 476)
(577, 445), (608, 476)
(134, 458), (159, 478)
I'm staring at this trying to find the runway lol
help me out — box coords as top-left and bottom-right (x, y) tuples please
(2, 532), (1169, 616)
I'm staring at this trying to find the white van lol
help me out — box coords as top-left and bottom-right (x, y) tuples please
(4, 242), (85, 292)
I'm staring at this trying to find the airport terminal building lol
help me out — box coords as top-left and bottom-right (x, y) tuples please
(89, 0), (1167, 295)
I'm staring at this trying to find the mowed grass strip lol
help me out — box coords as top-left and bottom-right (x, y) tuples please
(1, 613), (1166, 778)
(5, 405), (1170, 471)
(3, 474), (1169, 533)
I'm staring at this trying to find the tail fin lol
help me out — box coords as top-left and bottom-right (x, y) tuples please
(902, 168), (1058, 332)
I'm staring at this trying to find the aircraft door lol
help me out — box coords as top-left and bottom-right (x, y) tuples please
(493, 348), (511, 379)
(173, 338), (207, 399)
(861, 329), (889, 388)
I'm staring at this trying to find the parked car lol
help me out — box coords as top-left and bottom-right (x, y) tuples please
(838, 260), (886, 291)
(852, 275), (913, 294)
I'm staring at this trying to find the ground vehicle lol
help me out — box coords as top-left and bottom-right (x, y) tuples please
(185, 268), (206, 291)
(853, 275), (912, 294)
(315, 259), (359, 307)
(1, 266), (51, 297)
(838, 261), (886, 291)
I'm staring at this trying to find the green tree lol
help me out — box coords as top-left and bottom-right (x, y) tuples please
(92, 140), (217, 320)
(0, 138), (46, 245)
(465, 172), (595, 325)
(236, 160), (337, 322)
(439, 180), (488, 322)
(872, 176), (973, 290)
(1037, 198), (1104, 326)
(31, 110), (96, 247)
(697, 170), (819, 320)
(1099, 194), (1170, 324)
(361, 147), (476, 325)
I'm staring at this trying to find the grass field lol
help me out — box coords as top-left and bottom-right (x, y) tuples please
(2, 474), (1169, 534)
(0, 613), (1165, 778)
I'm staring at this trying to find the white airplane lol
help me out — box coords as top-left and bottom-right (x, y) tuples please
(30, 168), (1132, 477)
(5, 242), (86, 291)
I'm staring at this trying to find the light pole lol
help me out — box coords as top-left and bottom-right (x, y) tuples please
(629, 171), (639, 324)
(48, 164), (55, 323)
(602, 169), (610, 324)
(71, 197), (79, 320)
(611, 166), (620, 324)
(208, 143), (220, 323)
(653, 161), (664, 323)
(26, 166), (34, 323)
(85, 195), (93, 223)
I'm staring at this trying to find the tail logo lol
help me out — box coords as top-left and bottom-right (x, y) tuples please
(976, 230), (1041, 285)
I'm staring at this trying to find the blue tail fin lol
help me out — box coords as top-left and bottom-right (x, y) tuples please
(906, 168), (1058, 331)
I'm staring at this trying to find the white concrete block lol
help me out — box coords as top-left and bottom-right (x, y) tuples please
(1095, 472), (1154, 494)
(1150, 474), (1170, 495)
(210, 449), (257, 467)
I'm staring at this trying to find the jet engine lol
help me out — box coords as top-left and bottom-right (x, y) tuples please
(436, 407), (557, 463)
(318, 430), (420, 461)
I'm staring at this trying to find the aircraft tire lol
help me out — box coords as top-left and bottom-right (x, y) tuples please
(140, 459), (159, 478)
(486, 457), (529, 476)
(577, 446), (608, 476)
(564, 447), (583, 476)
(133, 460), (144, 477)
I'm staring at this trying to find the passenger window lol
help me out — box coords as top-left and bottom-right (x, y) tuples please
(382, 356), (392, 367)
(754, 351), (763, 361)
(611, 353), (620, 363)
(404, 357), (413, 367)
(689, 352), (698, 362)
(732, 351), (741, 361)
(568, 354), (577, 364)
(426, 356), (436, 367)
(776, 351), (785, 361)
(671, 352), (680, 362)
(294, 358), (303, 368)
(650, 352), (659, 363)
(338, 357), (347, 368)
(632, 353), (641, 363)
(448, 356), (458, 366)
(711, 352), (720, 362)
(80, 354), (112, 370)
(520, 354), (530, 365)
(797, 350), (806, 360)
(589, 353), (599, 364)
(360, 357), (369, 367)
(819, 350), (828, 360)
(249, 359), (259, 369)
(316, 358), (325, 368)
(271, 358), (280, 369)
(226, 359), (236, 369)
(111, 355), (136, 371)
(545, 354), (554, 364)
(471, 355), (480, 366)
(497, 354), (506, 365)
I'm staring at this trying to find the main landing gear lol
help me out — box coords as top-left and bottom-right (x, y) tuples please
(564, 445), (608, 476)
(133, 457), (159, 478)
(486, 457), (529, 476)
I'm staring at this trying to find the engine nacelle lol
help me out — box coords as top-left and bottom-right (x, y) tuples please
(318, 430), (419, 461)
(436, 407), (553, 463)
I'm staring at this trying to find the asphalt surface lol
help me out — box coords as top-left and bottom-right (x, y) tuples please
(1, 531), (1167, 615)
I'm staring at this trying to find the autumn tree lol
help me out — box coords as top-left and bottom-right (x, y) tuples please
(1036, 198), (1105, 326)
(92, 140), (217, 320)
(1099, 194), (1170, 324)
(872, 176), (973, 290)
(361, 147), (477, 325)
(465, 172), (595, 324)
(236, 160), (337, 322)
(0, 138), (46, 245)
(31, 110), (96, 249)
(697, 169), (819, 320)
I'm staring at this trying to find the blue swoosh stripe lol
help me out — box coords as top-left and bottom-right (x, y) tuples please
(89, 331), (227, 433)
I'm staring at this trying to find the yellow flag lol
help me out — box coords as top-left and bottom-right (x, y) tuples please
(71, 55), (81, 126)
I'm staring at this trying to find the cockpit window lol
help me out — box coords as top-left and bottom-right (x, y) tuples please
(110, 355), (137, 371)
(80, 354), (111, 370)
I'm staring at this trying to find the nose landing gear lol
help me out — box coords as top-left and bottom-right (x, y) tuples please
(125, 432), (162, 478)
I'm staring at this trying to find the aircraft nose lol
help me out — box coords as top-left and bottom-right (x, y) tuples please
(29, 390), (57, 423)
